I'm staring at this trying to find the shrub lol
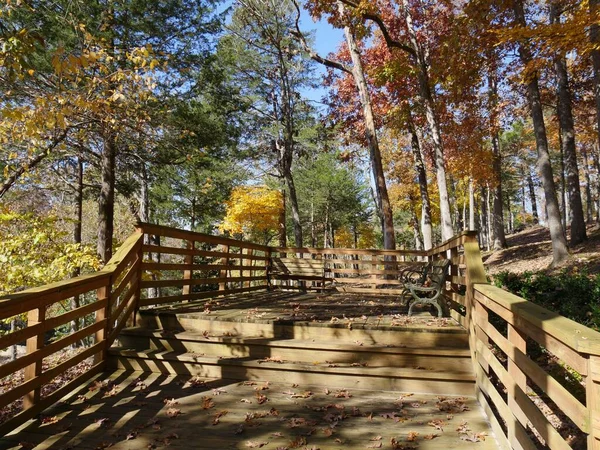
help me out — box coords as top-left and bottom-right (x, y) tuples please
(493, 270), (600, 331)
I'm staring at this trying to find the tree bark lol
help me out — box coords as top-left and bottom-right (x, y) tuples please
(279, 189), (287, 248)
(469, 178), (475, 231)
(582, 147), (593, 223)
(513, 0), (569, 265)
(491, 125), (507, 248)
(551, 5), (586, 245)
(339, 2), (395, 250)
(284, 172), (303, 247)
(71, 157), (83, 342)
(590, 0), (600, 164)
(400, 0), (453, 240)
(527, 169), (539, 224)
(407, 109), (433, 250)
(97, 131), (116, 264)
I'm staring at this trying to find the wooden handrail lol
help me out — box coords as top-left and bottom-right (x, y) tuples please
(0, 230), (144, 436)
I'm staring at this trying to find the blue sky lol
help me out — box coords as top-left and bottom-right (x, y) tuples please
(298, 8), (344, 104)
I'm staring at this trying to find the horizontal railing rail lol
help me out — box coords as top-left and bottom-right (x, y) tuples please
(0, 230), (143, 436)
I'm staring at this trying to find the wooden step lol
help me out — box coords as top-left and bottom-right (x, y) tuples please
(117, 327), (472, 372)
(107, 348), (476, 396)
(136, 310), (469, 348)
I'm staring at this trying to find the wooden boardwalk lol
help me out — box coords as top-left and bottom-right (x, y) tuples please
(1, 369), (499, 449)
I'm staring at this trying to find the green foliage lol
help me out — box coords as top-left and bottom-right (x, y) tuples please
(0, 210), (100, 295)
(493, 270), (600, 330)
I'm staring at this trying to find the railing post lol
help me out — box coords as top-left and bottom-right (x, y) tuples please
(507, 324), (528, 434)
(94, 276), (111, 365)
(219, 244), (230, 291)
(588, 355), (600, 449)
(23, 306), (45, 410)
(182, 239), (195, 301)
(266, 248), (273, 289)
(245, 249), (254, 289)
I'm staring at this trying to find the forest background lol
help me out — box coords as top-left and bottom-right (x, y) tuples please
(2, 0), (600, 298)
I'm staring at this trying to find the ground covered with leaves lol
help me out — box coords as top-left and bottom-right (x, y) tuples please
(1, 370), (497, 450)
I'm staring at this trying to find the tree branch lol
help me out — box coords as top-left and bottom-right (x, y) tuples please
(0, 129), (69, 199)
(337, 0), (416, 57)
(290, 0), (352, 74)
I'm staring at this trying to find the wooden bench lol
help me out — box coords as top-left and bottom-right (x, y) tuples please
(401, 258), (450, 318)
(268, 257), (332, 291)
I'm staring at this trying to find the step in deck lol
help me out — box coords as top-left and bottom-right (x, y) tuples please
(108, 347), (476, 396)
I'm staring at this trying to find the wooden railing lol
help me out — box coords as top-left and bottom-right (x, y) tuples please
(270, 246), (426, 294)
(137, 223), (271, 307)
(432, 230), (600, 450)
(0, 230), (143, 436)
(1, 223), (600, 449)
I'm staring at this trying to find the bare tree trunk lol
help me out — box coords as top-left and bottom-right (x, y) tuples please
(551, 5), (586, 245)
(98, 132), (116, 264)
(310, 200), (316, 247)
(279, 190), (287, 248)
(400, 0), (453, 240)
(491, 127), (507, 248)
(408, 109), (432, 250)
(593, 145), (600, 223)
(71, 157), (84, 344)
(480, 186), (489, 249)
(513, 0), (569, 265)
(583, 147), (593, 223)
(284, 172), (303, 247)
(527, 170), (539, 224)
(590, 0), (600, 169)
(469, 178), (475, 231)
(411, 204), (424, 251)
(559, 134), (568, 230)
(339, 1), (395, 250)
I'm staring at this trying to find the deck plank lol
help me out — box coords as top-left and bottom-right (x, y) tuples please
(1, 369), (499, 449)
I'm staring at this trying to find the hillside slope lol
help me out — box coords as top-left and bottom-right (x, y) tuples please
(483, 224), (600, 275)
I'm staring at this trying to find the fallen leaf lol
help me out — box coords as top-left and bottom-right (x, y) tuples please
(166, 408), (181, 418)
(240, 398), (252, 403)
(423, 434), (439, 440)
(407, 431), (419, 442)
(367, 442), (382, 449)
(370, 436), (382, 441)
(164, 398), (179, 407)
(291, 391), (313, 398)
(212, 410), (228, 425)
(126, 431), (137, 440)
(41, 416), (59, 425)
(202, 396), (215, 409)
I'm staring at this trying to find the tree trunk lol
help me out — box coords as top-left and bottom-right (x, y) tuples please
(513, 0), (569, 265)
(339, 1), (395, 250)
(97, 132), (116, 263)
(71, 157), (84, 343)
(583, 147), (593, 223)
(491, 126), (507, 248)
(551, 4), (586, 245)
(407, 109), (433, 250)
(527, 169), (539, 224)
(411, 205), (424, 251)
(310, 200), (316, 247)
(480, 186), (488, 249)
(590, 0), (600, 165)
(279, 190), (287, 248)
(469, 178), (475, 231)
(284, 172), (303, 247)
(400, 0), (453, 240)
(559, 133), (568, 230)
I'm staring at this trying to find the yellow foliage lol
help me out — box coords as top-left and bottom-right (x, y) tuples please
(220, 186), (283, 240)
(335, 224), (377, 249)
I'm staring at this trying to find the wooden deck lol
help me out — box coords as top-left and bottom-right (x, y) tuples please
(142, 290), (460, 329)
(2, 369), (498, 449)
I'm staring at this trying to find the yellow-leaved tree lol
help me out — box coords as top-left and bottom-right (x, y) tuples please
(220, 186), (283, 244)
